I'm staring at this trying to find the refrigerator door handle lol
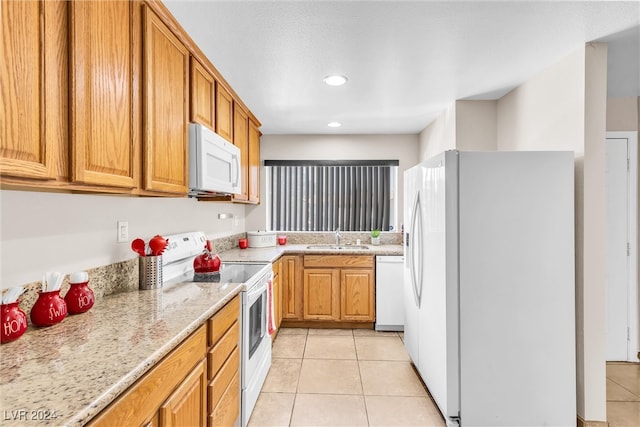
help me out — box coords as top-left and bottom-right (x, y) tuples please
(409, 192), (423, 307)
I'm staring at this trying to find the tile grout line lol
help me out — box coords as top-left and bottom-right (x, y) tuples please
(353, 331), (373, 427)
(607, 377), (640, 399)
(289, 329), (309, 427)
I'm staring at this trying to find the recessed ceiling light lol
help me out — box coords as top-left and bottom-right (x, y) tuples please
(328, 122), (342, 128)
(323, 75), (348, 86)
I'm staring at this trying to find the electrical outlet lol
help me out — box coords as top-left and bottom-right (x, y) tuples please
(117, 221), (129, 243)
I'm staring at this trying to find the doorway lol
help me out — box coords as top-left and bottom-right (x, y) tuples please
(605, 131), (639, 362)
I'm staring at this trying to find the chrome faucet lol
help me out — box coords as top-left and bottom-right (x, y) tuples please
(335, 227), (342, 245)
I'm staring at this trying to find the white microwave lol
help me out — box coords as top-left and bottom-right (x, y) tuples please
(189, 123), (241, 196)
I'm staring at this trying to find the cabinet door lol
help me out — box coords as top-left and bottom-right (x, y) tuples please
(142, 413), (159, 427)
(142, 6), (189, 194)
(190, 58), (215, 130)
(215, 85), (233, 142)
(160, 359), (207, 427)
(304, 269), (341, 321)
(70, 0), (139, 188)
(273, 263), (282, 329)
(341, 269), (375, 321)
(282, 255), (303, 320)
(232, 104), (249, 201)
(248, 119), (261, 204)
(1, 0), (67, 181)
(272, 259), (282, 329)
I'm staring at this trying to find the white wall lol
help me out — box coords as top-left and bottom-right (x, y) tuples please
(456, 100), (497, 151)
(0, 190), (246, 289)
(418, 103), (456, 161)
(607, 97), (639, 131)
(418, 100), (497, 159)
(496, 43), (608, 422)
(245, 134), (420, 232)
(497, 48), (586, 153)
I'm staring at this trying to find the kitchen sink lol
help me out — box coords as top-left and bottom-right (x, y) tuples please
(305, 244), (370, 250)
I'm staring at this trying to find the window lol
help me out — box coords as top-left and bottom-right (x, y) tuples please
(266, 160), (397, 232)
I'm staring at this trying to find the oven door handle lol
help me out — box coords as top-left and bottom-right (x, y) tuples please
(246, 281), (268, 302)
(261, 291), (267, 336)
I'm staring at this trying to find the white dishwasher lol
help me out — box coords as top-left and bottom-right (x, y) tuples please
(375, 255), (404, 331)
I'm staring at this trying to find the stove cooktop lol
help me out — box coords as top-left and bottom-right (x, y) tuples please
(193, 262), (268, 284)
(159, 231), (273, 287)
(164, 261), (270, 287)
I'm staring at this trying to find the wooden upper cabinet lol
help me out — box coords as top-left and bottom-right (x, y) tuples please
(215, 85), (233, 142)
(190, 58), (215, 130)
(142, 5), (189, 194)
(69, 0), (139, 188)
(233, 105), (249, 201)
(1, 0), (68, 181)
(248, 119), (261, 204)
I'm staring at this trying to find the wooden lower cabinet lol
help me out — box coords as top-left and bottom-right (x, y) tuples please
(272, 259), (283, 336)
(303, 268), (340, 320)
(160, 359), (207, 427)
(341, 269), (375, 321)
(281, 255), (303, 320)
(299, 255), (375, 324)
(88, 326), (207, 427)
(89, 295), (241, 427)
(207, 295), (240, 427)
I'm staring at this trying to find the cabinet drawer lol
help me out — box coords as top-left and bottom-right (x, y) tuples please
(208, 346), (239, 412)
(208, 320), (239, 379)
(209, 372), (239, 427)
(208, 295), (240, 347)
(304, 255), (374, 268)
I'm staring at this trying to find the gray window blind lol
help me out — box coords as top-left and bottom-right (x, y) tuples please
(268, 162), (394, 232)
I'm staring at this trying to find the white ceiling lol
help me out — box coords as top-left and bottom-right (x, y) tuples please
(164, 1), (640, 135)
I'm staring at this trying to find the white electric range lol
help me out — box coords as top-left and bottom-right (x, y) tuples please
(162, 231), (273, 427)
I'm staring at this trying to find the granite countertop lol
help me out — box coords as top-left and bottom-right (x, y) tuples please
(0, 243), (402, 426)
(219, 244), (404, 263)
(0, 280), (243, 426)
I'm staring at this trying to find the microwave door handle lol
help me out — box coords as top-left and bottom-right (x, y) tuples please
(232, 153), (240, 187)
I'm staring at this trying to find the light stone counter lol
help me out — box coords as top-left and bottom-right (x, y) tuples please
(0, 243), (402, 426)
(0, 280), (243, 426)
(218, 244), (404, 263)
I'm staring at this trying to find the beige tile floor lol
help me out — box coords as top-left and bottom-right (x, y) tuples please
(249, 328), (445, 427)
(251, 329), (640, 426)
(606, 362), (640, 427)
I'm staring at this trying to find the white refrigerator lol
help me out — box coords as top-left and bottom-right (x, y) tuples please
(403, 150), (576, 427)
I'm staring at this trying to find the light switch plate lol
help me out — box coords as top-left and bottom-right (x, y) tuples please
(117, 221), (129, 243)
